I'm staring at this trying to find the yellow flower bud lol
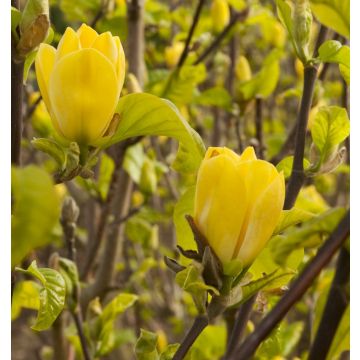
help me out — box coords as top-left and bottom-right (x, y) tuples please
(235, 55), (252, 83)
(35, 24), (125, 145)
(164, 42), (184, 68)
(211, 0), (230, 33)
(270, 22), (286, 48)
(194, 147), (285, 273)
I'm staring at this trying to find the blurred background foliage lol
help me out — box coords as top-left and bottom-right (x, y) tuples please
(12, 0), (349, 359)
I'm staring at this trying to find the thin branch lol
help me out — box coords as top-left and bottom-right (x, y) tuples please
(194, 8), (249, 65)
(229, 211), (349, 359)
(255, 97), (264, 159)
(284, 65), (318, 209)
(72, 311), (91, 360)
(308, 248), (349, 360)
(173, 315), (209, 360)
(177, 0), (206, 70)
(224, 294), (257, 359)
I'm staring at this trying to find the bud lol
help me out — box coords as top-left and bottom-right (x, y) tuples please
(270, 22), (286, 48)
(235, 55), (252, 82)
(164, 42), (184, 68)
(293, 0), (312, 60)
(17, 0), (50, 58)
(194, 147), (285, 274)
(35, 24), (126, 145)
(211, 0), (230, 33)
(61, 196), (80, 224)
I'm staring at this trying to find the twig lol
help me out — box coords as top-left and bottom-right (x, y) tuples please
(284, 65), (318, 209)
(11, 23), (24, 165)
(80, 137), (142, 279)
(72, 311), (91, 360)
(173, 315), (209, 360)
(90, 0), (110, 28)
(308, 248), (349, 360)
(235, 112), (244, 153)
(255, 97), (264, 159)
(229, 211), (350, 359)
(195, 8), (249, 65)
(177, 0), (206, 70)
(52, 315), (67, 360)
(224, 294), (257, 359)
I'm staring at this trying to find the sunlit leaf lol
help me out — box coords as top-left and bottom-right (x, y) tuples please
(12, 166), (60, 267)
(16, 261), (66, 331)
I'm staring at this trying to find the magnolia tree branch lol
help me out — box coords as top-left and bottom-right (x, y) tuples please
(308, 248), (349, 360)
(173, 315), (209, 360)
(195, 8), (249, 65)
(224, 294), (257, 359)
(229, 211), (350, 359)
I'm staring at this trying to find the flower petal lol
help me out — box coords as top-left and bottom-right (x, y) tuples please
(113, 36), (126, 91)
(239, 146), (257, 162)
(56, 27), (80, 62)
(35, 44), (63, 135)
(194, 154), (247, 263)
(92, 32), (118, 67)
(236, 172), (285, 266)
(48, 49), (119, 144)
(77, 23), (98, 48)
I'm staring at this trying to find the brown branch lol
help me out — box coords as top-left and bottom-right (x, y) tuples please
(308, 248), (349, 360)
(177, 0), (206, 70)
(229, 211), (350, 359)
(195, 8), (249, 65)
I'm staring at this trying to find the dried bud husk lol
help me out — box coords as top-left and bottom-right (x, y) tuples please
(17, 0), (50, 59)
(293, 0), (312, 61)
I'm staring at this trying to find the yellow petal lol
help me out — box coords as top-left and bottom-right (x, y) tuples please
(194, 154), (247, 263)
(92, 32), (118, 66)
(56, 27), (80, 62)
(204, 146), (240, 162)
(77, 23), (98, 48)
(236, 172), (285, 266)
(35, 44), (63, 135)
(48, 48), (119, 144)
(239, 146), (257, 162)
(232, 159), (279, 257)
(113, 36), (126, 91)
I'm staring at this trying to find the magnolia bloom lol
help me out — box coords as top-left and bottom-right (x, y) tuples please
(194, 147), (285, 272)
(35, 24), (125, 145)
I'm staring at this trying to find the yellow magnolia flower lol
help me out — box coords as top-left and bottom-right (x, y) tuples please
(164, 42), (184, 68)
(194, 147), (285, 273)
(235, 55), (252, 83)
(35, 24), (125, 145)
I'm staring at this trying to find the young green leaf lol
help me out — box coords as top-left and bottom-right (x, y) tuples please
(98, 93), (205, 174)
(16, 261), (66, 331)
(276, 156), (311, 179)
(135, 329), (159, 360)
(310, 0), (350, 38)
(12, 166), (60, 267)
(310, 106), (350, 169)
(159, 344), (180, 360)
(273, 207), (315, 235)
(31, 138), (66, 169)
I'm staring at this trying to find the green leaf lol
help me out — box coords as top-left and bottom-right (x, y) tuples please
(11, 280), (41, 320)
(96, 152), (115, 200)
(11, 6), (21, 38)
(173, 186), (196, 252)
(176, 264), (219, 313)
(326, 305), (350, 360)
(123, 143), (146, 183)
(163, 64), (207, 106)
(311, 106), (350, 167)
(194, 87), (232, 110)
(31, 138), (66, 169)
(16, 261), (66, 331)
(317, 41), (350, 84)
(95, 294), (138, 356)
(276, 156), (310, 179)
(159, 344), (180, 360)
(273, 207), (315, 235)
(12, 166), (60, 267)
(190, 325), (226, 360)
(310, 0), (350, 38)
(58, 257), (79, 301)
(100, 93), (205, 174)
(23, 50), (37, 84)
(237, 50), (281, 101)
(135, 329), (159, 360)
(270, 207), (346, 266)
